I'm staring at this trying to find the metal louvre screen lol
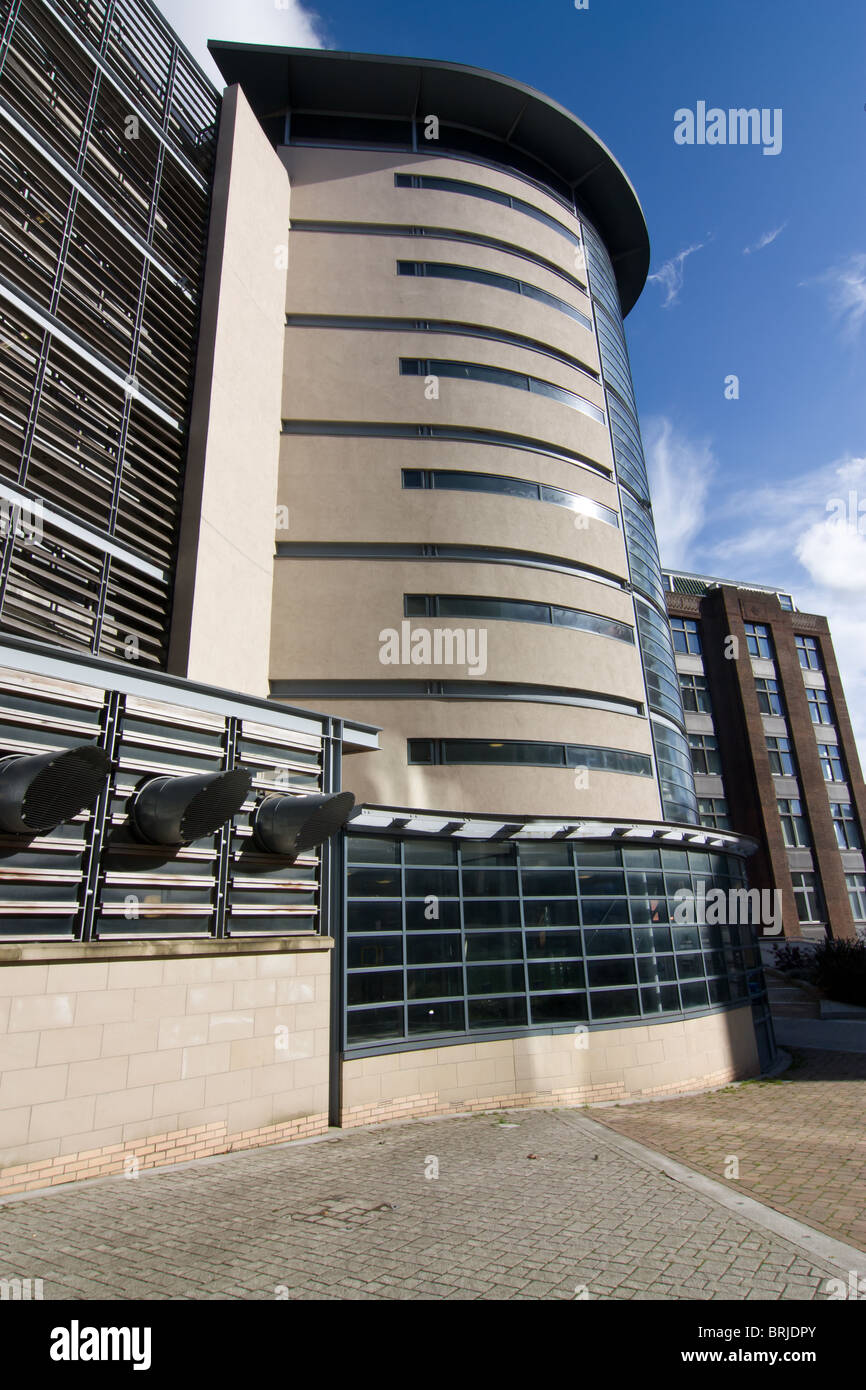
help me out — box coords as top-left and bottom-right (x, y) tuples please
(0, 0), (220, 666)
(0, 662), (333, 936)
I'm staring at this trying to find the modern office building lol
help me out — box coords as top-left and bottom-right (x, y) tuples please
(665, 570), (866, 945)
(0, 2), (773, 1197)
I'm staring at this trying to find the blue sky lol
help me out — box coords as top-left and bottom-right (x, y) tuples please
(162, 0), (866, 758)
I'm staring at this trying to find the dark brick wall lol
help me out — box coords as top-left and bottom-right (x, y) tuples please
(666, 586), (862, 941)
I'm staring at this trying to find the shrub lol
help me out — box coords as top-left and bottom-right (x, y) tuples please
(773, 943), (815, 975)
(810, 939), (866, 1008)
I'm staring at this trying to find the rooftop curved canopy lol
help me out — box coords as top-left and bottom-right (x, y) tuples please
(207, 44), (650, 316)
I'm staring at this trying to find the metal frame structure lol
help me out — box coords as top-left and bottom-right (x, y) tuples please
(341, 821), (776, 1070)
(0, 0), (220, 666)
(0, 634), (378, 936)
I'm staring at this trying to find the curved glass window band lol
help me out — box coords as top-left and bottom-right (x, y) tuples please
(393, 172), (582, 246)
(404, 593), (634, 644)
(397, 261), (592, 331)
(400, 358), (605, 426)
(408, 739), (652, 776)
(401, 468), (618, 527)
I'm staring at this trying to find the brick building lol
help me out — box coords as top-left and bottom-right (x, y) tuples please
(665, 571), (866, 944)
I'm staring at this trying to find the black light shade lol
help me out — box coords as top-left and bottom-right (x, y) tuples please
(252, 790), (356, 858)
(0, 742), (112, 834)
(130, 768), (253, 846)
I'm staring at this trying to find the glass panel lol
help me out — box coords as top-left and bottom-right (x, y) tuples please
(348, 937), (403, 969)
(404, 840), (459, 866)
(346, 836), (400, 864)
(462, 900), (521, 928)
(528, 959), (585, 990)
(632, 925), (672, 953)
(461, 843), (517, 865)
(581, 898), (629, 926)
(407, 967), (463, 999)
(583, 927), (633, 956)
(347, 902), (402, 933)
(467, 996), (527, 1029)
(587, 958), (637, 987)
(406, 934), (463, 965)
(680, 980), (710, 1009)
(579, 871), (626, 894)
(347, 972), (404, 1005)
(347, 1007), (404, 1044)
(405, 869), (459, 897)
(675, 953), (705, 980)
(518, 842), (574, 866)
(530, 993), (588, 1023)
(590, 988), (640, 1019)
(523, 900), (581, 928)
(408, 1000), (464, 1034)
(466, 962), (526, 994)
(640, 985), (680, 1014)
(461, 869), (519, 896)
(637, 955), (677, 983)
(520, 869), (575, 896)
(525, 929), (582, 957)
(405, 900), (461, 931)
(347, 867), (401, 896)
(464, 931), (523, 960)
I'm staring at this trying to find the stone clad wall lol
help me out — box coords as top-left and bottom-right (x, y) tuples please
(341, 1006), (759, 1127)
(0, 941), (331, 1195)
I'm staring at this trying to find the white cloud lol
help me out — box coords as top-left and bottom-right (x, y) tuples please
(805, 253), (866, 339)
(643, 416), (716, 568)
(703, 454), (866, 760)
(796, 515), (866, 594)
(743, 223), (786, 255)
(707, 455), (866, 574)
(636, 421), (866, 758)
(157, 0), (328, 85)
(646, 243), (703, 307)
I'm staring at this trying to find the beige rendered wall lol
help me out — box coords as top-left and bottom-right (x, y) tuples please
(277, 144), (662, 821)
(0, 942), (330, 1196)
(341, 1007), (760, 1127)
(271, 561), (644, 693)
(279, 436), (619, 540)
(282, 146), (594, 297)
(168, 85), (290, 697)
(296, 701), (659, 819)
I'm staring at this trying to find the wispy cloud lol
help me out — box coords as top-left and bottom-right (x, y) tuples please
(647, 243), (703, 307)
(700, 453), (866, 759)
(638, 421), (866, 757)
(158, 0), (328, 84)
(803, 253), (866, 340)
(743, 223), (786, 255)
(643, 417), (716, 569)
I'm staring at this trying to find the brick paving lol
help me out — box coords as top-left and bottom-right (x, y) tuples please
(595, 1048), (866, 1253)
(0, 1105), (856, 1300)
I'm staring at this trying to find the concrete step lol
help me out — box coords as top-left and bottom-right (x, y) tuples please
(820, 999), (866, 1020)
(771, 1002), (822, 1019)
(767, 981), (822, 1019)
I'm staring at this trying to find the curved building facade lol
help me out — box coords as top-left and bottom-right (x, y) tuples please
(0, 22), (774, 1200)
(203, 45), (773, 1111)
(217, 48), (698, 828)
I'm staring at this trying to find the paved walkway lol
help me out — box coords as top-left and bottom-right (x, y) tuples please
(0, 1104), (860, 1300)
(596, 1048), (866, 1253)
